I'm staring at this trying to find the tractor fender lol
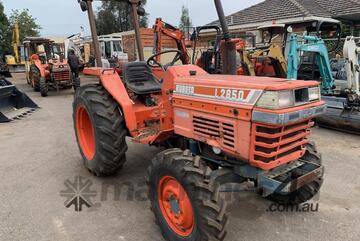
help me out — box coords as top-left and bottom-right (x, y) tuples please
(33, 60), (46, 77)
(84, 68), (137, 136)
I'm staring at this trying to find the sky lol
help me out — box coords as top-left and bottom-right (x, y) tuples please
(1, 0), (263, 37)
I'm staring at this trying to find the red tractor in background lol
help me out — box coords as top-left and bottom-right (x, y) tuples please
(24, 37), (80, 97)
(75, 1), (325, 240)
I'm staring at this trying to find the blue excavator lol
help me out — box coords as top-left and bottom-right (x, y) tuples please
(287, 34), (360, 134)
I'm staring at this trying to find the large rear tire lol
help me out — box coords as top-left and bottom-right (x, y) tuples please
(73, 84), (128, 176)
(266, 142), (323, 205)
(147, 149), (228, 241)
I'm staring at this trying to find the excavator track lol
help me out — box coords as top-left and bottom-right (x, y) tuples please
(317, 96), (360, 135)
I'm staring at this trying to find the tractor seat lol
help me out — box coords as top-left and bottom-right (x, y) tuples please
(123, 61), (161, 95)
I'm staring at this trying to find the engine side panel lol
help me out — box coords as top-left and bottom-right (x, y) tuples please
(171, 73), (262, 160)
(173, 106), (251, 160)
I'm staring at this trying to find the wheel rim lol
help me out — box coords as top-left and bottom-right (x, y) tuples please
(158, 176), (194, 237)
(76, 106), (96, 160)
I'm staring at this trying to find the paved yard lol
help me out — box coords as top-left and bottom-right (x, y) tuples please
(0, 74), (359, 241)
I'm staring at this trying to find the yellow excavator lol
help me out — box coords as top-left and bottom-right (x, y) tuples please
(5, 22), (26, 73)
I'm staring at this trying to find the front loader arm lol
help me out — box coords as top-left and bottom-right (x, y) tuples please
(268, 44), (288, 77)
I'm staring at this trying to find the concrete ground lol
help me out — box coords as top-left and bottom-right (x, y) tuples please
(0, 73), (359, 241)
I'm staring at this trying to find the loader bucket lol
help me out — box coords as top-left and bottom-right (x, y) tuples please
(317, 96), (360, 135)
(0, 78), (39, 122)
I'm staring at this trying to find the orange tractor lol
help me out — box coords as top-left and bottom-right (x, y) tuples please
(75, 0), (325, 240)
(24, 37), (80, 97)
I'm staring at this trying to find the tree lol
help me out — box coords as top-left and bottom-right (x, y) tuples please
(0, 1), (10, 55)
(8, 9), (41, 42)
(96, 0), (149, 35)
(179, 6), (192, 32)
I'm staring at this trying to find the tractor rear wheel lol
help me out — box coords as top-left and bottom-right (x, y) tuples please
(147, 149), (228, 241)
(40, 77), (48, 97)
(73, 84), (128, 176)
(30, 65), (40, 92)
(266, 142), (323, 205)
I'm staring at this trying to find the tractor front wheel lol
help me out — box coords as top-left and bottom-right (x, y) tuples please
(73, 84), (128, 176)
(147, 149), (228, 241)
(266, 142), (323, 205)
(30, 65), (40, 92)
(40, 78), (48, 97)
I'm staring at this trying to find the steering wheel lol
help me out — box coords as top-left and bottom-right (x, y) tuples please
(147, 50), (182, 70)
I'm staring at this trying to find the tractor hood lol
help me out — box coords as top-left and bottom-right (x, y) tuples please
(175, 70), (319, 91)
(168, 65), (323, 112)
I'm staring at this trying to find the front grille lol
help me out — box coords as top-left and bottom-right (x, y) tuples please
(193, 115), (235, 150)
(53, 71), (71, 81)
(250, 120), (313, 170)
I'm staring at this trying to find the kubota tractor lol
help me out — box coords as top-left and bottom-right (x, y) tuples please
(24, 37), (80, 97)
(74, 1), (326, 240)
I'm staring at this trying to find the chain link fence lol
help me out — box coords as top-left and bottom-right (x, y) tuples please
(324, 37), (360, 58)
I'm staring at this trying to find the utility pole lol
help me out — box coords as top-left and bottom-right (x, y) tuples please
(85, 0), (102, 67)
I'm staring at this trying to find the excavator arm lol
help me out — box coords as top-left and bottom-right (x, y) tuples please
(343, 36), (360, 95)
(12, 23), (20, 63)
(153, 18), (190, 64)
(287, 34), (335, 94)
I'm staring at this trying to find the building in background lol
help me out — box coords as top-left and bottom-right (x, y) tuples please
(204, 0), (360, 51)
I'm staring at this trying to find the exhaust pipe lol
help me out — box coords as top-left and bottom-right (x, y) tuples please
(214, 0), (230, 41)
(214, 0), (237, 75)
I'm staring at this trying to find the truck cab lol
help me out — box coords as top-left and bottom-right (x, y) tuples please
(98, 35), (128, 69)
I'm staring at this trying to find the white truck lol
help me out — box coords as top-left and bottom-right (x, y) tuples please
(65, 31), (128, 69)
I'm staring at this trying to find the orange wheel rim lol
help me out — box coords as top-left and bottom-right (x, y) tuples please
(76, 106), (95, 160)
(158, 176), (194, 237)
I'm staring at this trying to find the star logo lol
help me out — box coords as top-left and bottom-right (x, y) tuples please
(60, 176), (97, 212)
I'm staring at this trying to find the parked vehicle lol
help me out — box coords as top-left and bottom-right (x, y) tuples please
(24, 37), (79, 97)
(75, 0), (326, 240)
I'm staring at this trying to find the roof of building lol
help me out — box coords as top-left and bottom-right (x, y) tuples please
(209, 0), (360, 27)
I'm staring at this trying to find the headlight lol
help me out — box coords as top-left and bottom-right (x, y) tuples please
(256, 87), (321, 110)
(308, 87), (320, 101)
(256, 90), (295, 109)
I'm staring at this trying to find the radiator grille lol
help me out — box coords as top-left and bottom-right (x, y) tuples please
(53, 70), (71, 81)
(193, 115), (235, 150)
(251, 120), (313, 170)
